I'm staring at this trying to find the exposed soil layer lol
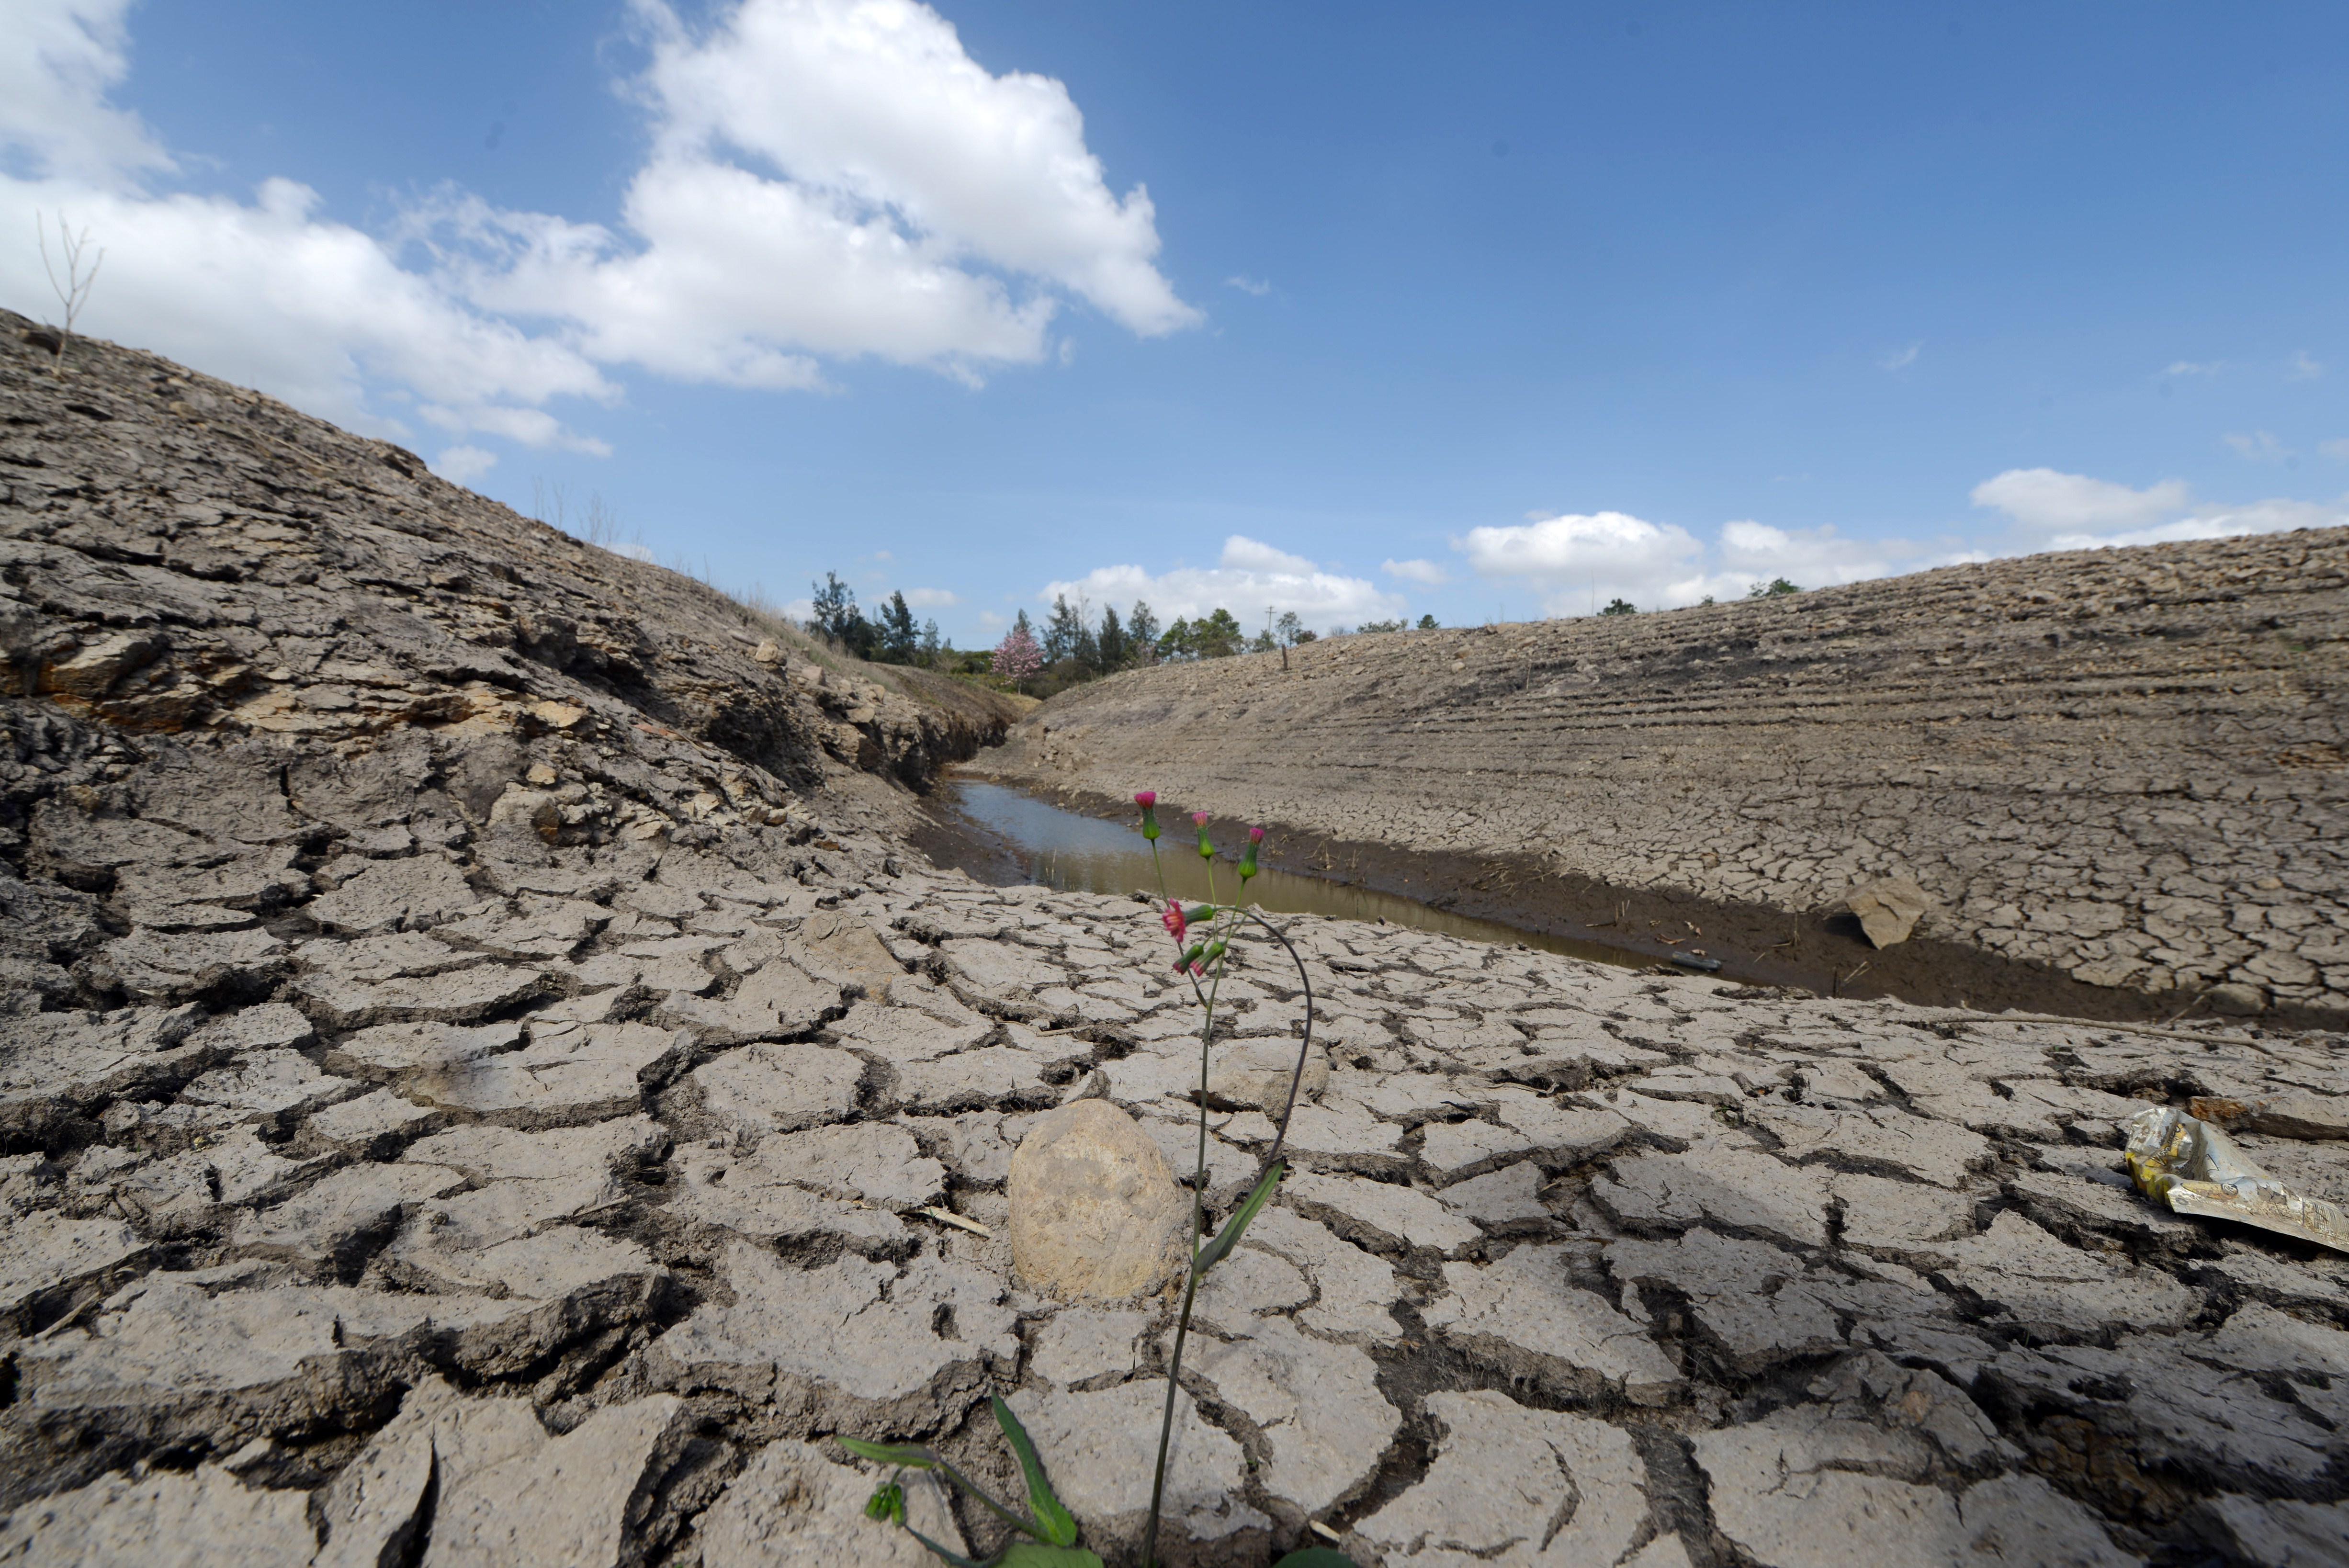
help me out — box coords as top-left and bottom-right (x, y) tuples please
(980, 531), (2349, 1025)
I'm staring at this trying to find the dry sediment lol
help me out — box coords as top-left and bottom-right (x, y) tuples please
(1, 322), (2346, 1567)
(980, 534), (2349, 1025)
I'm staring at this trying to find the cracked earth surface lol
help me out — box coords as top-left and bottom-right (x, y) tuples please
(2, 321), (2346, 1568)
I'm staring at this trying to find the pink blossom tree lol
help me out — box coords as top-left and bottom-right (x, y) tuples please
(993, 621), (1043, 689)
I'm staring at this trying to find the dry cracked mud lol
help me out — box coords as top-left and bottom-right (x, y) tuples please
(979, 525), (2349, 1029)
(2, 320), (2346, 1567)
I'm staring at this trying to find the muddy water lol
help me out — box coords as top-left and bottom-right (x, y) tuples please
(929, 779), (1646, 970)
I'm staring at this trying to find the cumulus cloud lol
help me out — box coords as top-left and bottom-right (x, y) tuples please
(1045, 536), (1401, 632)
(2289, 350), (2323, 380)
(1970, 468), (2192, 533)
(1225, 274), (1271, 296)
(0, 0), (1190, 452)
(1454, 511), (1705, 614)
(1382, 558), (1450, 586)
(2321, 438), (2349, 462)
(901, 587), (959, 609)
(1879, 341), (1920, 371)
(2163, 360), (2221, 376)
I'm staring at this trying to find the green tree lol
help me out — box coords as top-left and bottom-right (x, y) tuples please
(1600, 598), (1638, 616)
(1157, 617), (1192, 661)
(1096, 604), (1127, 671)
(1748, 577), (1803, 598)
(878, 591), (920, 662)
(1194, 607), (1244, 657)
(918, 618), (941, 666)
(1042, 594), (1084, 664)
(1358, 618), (1405, 634)
(1127, 600), (1161, 663)
(1417, 613), (1440, 630)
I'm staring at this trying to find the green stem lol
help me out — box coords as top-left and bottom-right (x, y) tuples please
(1143, 937), (1230, 1568)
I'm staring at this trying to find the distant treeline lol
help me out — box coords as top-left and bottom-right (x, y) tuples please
(801, 574), (1443, 694)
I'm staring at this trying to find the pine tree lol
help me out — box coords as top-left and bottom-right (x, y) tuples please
(1041, 594), (1084, 665)
(1096, 605), (1127, 671)
(880, 591), (919, 662)
(1127, 600), (1160, 663)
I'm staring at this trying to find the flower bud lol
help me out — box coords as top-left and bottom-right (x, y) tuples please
(1239, 825), (1264, 881)
(1134, 790), (1160, 841)
(1193, 812), (1214, 860)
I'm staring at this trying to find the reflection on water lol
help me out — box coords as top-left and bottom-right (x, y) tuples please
(942, 779), (1641, 969)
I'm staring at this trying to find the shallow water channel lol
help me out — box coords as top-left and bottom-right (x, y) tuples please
(936, 778), (1645, 969)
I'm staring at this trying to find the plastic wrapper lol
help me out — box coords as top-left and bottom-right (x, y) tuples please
(2124, 1106), (2349, 1254)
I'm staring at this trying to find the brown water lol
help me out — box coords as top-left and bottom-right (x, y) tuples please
(937, 779), (1646, 969)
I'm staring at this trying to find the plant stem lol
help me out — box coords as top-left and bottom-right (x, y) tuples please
(1143, 931), (1229, 1568)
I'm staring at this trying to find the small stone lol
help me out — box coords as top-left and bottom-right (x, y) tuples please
(1208, 1038), (1327, 1110)
(1849, 876), (1932, 948)
(1007, 1098), (1186, 1303)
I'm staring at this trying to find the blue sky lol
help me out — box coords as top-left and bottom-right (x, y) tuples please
(7, 2), (2345, 640)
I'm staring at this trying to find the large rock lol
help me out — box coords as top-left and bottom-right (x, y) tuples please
(1848, 876), (1931, 948)
(1007, 1098), (1187, 1303)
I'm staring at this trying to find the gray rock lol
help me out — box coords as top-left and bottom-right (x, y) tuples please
(0, 1210), (147, 1315)
(1207, 1038), (1327, 1111)
(1007, 1098), (1187, 1303)
(2192, 1492), (2349, 1567)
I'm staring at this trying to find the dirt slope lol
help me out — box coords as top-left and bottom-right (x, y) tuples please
(983, 533), (2349, 1022)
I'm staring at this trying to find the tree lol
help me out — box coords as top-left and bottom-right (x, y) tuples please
(918, 619), (942, 666)
(1041, 594), (1084, 665)
(1748, 577), (1803, 598)
(1273, 610), (1306, 648)
(35, 211), (103, 378)
(1600, 598), (1638, 616)
(1417, 613), (1440, 630)
(1193, 608), (1244, 658)
(1250, 626), (1277, 654)
(994, 616), (1043, 688)
(879, 591), (920, 663)
(1127, 600), (1161, 663)
(1096, 605), (1127, 671)
(1357, 618), (1405, 634)
(1158, 617), (1191, 661)
(809, 573), (857, 639)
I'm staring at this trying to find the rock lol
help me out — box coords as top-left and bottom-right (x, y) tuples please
(1006, 1098), (1186, 1303)
(0, 1210), (147, 1315)
(1848, 876), (1932, 948)
(2191, 1492), (2349, 1567)
(2208, 981), (2266, 1015)
(698, 1440), (960, 1568)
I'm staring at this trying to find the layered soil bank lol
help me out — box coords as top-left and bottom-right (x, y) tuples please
(979, 534), (2349, 1025)
(4, 318), (2346, 1568)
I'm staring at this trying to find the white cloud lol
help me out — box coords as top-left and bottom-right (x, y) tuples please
(2223, 430), (2293, 463)
(1225, 274), (1271, 296)
(1970, 468), (2192, 533)
(1382, 557), (1450, 586)
(2163, 359), (2221, 376)
(0, 0), (1189, 451)
(1045, 535), (1400, 632)
(901, 587), (958, 608)
(2289, 350), (2323, 380)
(2321, 438), (2349, 462)
(1454, 511), (1705, 613)
(430, 445), (498, 485)
(1879, 341), (1920, 371)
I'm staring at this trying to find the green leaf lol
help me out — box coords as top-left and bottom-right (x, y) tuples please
(992, 1396), (1079, 1547)
(902, 1525), (991, 1568)
(1195, 1160), (1285, 1275)
(838, 1436), (934, 1469)
(1271, 1550), (1358, 1568)
(998, 1546), (1107, 1568)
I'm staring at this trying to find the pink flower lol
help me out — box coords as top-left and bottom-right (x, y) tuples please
(1248, 826), (1266, 843)
(1133, 790), (1156, 807)
(1191, 811), (1209, 826)
(1189, 961), (1206, 977)
(1161, 901), (1186, 942)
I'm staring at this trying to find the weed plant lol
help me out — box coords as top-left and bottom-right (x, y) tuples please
(846, 795), (1346, 1568)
